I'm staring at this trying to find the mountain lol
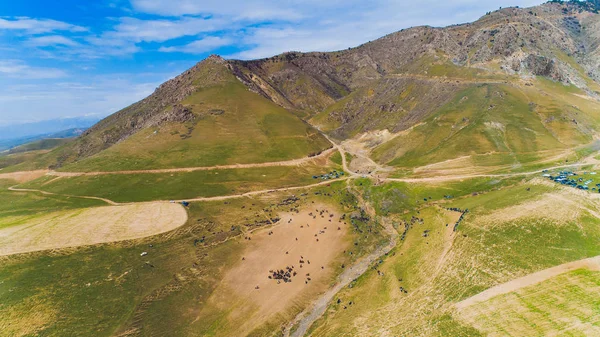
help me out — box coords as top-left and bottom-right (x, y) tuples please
(6, 2), (600, 337)
(46, 56), (331, 172)
(0, 117), (98, 141)
(0, 127), (88, 152)
(31, 1), (600, 173)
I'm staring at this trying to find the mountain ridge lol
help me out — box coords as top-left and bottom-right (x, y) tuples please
(29, 1), (600, 171)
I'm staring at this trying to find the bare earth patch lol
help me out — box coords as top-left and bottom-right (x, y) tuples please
(0, 202), (187, 256)
(198, 204), (348, 336)
(0, 170), (48, 183)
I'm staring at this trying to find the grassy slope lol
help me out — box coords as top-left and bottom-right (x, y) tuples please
(458, 268), (600, 336)
(372, 79), (598, 169)
(0, 151), (49, 171)
(19, 162), (341, 203)
(0, 179), (105, 219)
(307, 178), (600, 336)
(60, 79), (331, 172)
(0, 139), (74, 173)
(8, 138), (73, 154)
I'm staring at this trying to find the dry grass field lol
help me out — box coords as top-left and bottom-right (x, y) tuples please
(0, 202), (187, 255)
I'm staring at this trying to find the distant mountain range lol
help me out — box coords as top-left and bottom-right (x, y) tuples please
(0, 117), (98, 151)
(0, 117), (99, 141)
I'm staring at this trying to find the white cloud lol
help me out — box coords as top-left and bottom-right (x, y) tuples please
(0, 60), (67, 79)
(0, 17), (86, 34)
(26, 35), (80, 47)
(103, 16), (227, 43)
(130, 0), (303, 20)
(159, 36), (232, 53)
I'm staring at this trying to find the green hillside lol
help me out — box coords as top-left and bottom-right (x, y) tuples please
(56, 66), (330, 172)
(372, 79), (599, 169)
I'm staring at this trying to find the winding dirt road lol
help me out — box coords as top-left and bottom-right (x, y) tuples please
(8, 186), (120, 205)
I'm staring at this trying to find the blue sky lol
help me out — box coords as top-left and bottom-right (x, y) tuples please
(0, 0), (545, 126)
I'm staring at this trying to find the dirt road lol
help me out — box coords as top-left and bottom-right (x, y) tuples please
(387, 73), (510, 85)
(8, 178), (350, 206)
(48, 148), (336, 177)
(455, 255), (600, 310)
(386, 161), (598, 183)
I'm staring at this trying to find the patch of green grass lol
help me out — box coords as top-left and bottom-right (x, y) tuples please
(329, 151), (343, 165)
(309, 179), (600, 335)
(355, 176), (524, 216)
(0, 179), (105, 219)
(20, 164), (341, 203)
(0, 220), (242, 337)
(459, 269), (600, 336)
(373, 80), (598, 169)
(8, 138), (73, 154)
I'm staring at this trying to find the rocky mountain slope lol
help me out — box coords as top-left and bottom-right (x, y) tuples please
(34, 1), (600, 171)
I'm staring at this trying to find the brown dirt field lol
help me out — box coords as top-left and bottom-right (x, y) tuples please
(0, 170), (48, 183)
(0, 202), (187, 256)
(455, 255), (600, 310)
(198, 204), (349, 336)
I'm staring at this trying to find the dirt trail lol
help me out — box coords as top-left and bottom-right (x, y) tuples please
(49, 148), (336, 177)
(319, 133), (357, 177)
(386, 160), (599, 183)
(8, 178), (349, 206)
(456, 255), (600, 310)
(8, 186), (120, 205)
(284, 216), (398, 337)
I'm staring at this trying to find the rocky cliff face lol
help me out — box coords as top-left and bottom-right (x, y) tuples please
(230, 3), (600, 111)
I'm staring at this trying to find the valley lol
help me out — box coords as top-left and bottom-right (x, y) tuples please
(3, 1), (600, 336)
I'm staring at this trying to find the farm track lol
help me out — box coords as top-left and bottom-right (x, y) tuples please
(8, 186), (120, 205)
(388, 161), (599, 183)
(8, 178), (350, 206)
(456, 254), (600, 310)
(48, 148), (336, 177)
